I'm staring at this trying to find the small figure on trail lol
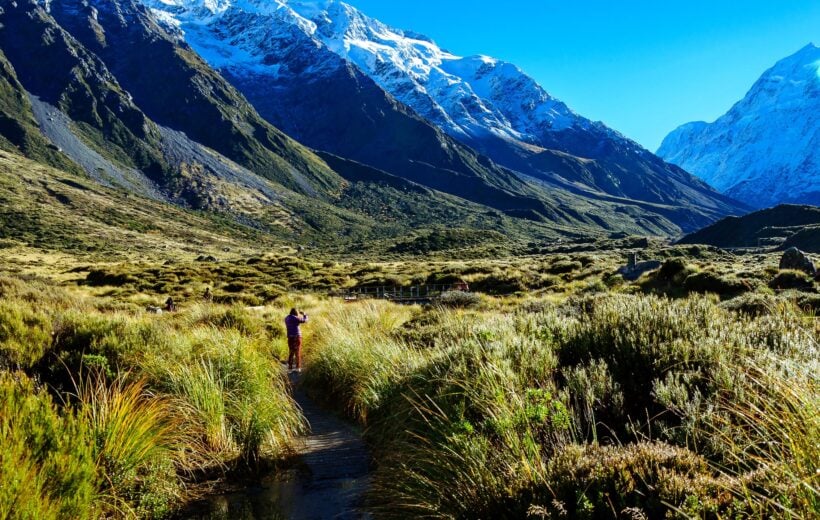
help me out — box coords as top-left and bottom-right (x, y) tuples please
(164, 297), (177, 312)
(203, 287), (213, 302)
(285, 308), (308, 373)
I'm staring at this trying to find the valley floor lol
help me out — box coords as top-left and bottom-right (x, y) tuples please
(0, 242), (818, 519)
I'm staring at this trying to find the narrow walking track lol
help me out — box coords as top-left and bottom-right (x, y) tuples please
(190, 374), (372, 519)
(284, 374), (372, 519)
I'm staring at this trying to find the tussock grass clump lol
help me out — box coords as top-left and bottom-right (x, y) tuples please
(146, 327), (305, 465)
(303, 301), (421, 422)
(74, 374), (181, 518)
(704, 360), (819, 517)
(0, 275), (307, 516)
(769, 269), (816, 291)
(302, 293), (818, 518)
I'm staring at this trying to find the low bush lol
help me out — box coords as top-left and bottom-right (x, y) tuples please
(302, 293), (818, 518)
(546, 260), (582, 275)
(0, 278), (307, 516)
(656, 257), (694, 283)
(437, 290), (481, 309)
(0, 300), (53, 369)
(682, 271), (750, 296)
(0, 373), (96, 519)
(769, 269), (815, 291)
(720, 293), (783, 316)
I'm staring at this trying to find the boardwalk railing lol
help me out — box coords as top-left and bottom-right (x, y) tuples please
(331, 284), (468, 302)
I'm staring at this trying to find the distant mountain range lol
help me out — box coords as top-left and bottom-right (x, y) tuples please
(0, 0), (747, 253)
(659, 43), (819, 209)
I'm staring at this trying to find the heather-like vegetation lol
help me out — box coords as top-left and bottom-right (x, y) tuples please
(302, 295), (818, 518)
(1, 243), (818, 518)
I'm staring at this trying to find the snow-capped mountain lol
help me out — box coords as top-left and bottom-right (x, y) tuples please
(142, 0), (745, 227)
(143, 0), (616, 155)
(658, 44), (820, 208)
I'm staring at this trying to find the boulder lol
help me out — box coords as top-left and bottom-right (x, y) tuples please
(779, 247), (816, 275)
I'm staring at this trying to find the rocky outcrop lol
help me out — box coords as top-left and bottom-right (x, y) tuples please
(780, 247), (816, 275)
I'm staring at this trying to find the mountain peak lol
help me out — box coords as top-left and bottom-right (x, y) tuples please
(658, 44), (820, 208)
(145, 0), (746, 228)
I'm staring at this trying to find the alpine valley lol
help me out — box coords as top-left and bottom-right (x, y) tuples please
(0, 0), (747, 257)
(1, 3), (819, 519)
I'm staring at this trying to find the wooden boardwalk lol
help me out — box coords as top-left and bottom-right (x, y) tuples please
(333, 283), (469, 304)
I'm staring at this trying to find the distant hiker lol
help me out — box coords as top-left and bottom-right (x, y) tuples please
(285, 308), (308, 372)
(164, 297), (177, 312)
(203, 287), (213, 302)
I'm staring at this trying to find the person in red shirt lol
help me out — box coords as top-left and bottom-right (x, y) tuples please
(284, 308), (308, 372)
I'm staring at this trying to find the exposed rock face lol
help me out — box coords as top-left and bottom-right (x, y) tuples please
(779, 247), (816, 275)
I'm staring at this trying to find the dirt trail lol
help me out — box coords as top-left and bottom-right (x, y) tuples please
(285, 375), (372, 519)
(188, 374), (371, 519)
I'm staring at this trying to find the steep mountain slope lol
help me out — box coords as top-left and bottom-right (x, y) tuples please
(1, 0), (566, 249)
(280, 1), (742, 211)
(0, 50), (81, 173)
(0, 0), (171, 186)
(679, 204), (820, 252)
(143, 0), (744, 232)
(46, 0), (345, 197)
(659, 44), (820, 208)
(140, 0), (568, 220)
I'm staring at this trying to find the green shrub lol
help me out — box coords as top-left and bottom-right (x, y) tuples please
(303, 293), (817, 518)
(470, 274), (527, 295)
(0, 373), (97, 519)
(437, 290), (481, 309)
(769, 269), (815, 291)
(547, 260), (583, 275)
(720, 293), (783, 317)
(0, 300), (53, 368)
(657, 258), (693, 283)
(85, 269), (138, 287)
(540, 442), (736, 518)
(683, 271), (749, 296)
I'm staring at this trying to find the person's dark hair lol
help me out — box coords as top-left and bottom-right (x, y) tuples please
(289, 308), (298, 316)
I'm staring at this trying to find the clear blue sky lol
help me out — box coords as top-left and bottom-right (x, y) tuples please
(345, 0), (820, 151)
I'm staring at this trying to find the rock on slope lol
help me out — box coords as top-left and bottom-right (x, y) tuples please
(659, 44), (820, 208)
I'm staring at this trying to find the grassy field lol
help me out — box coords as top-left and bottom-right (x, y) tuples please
(1, 226), (819, 518)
